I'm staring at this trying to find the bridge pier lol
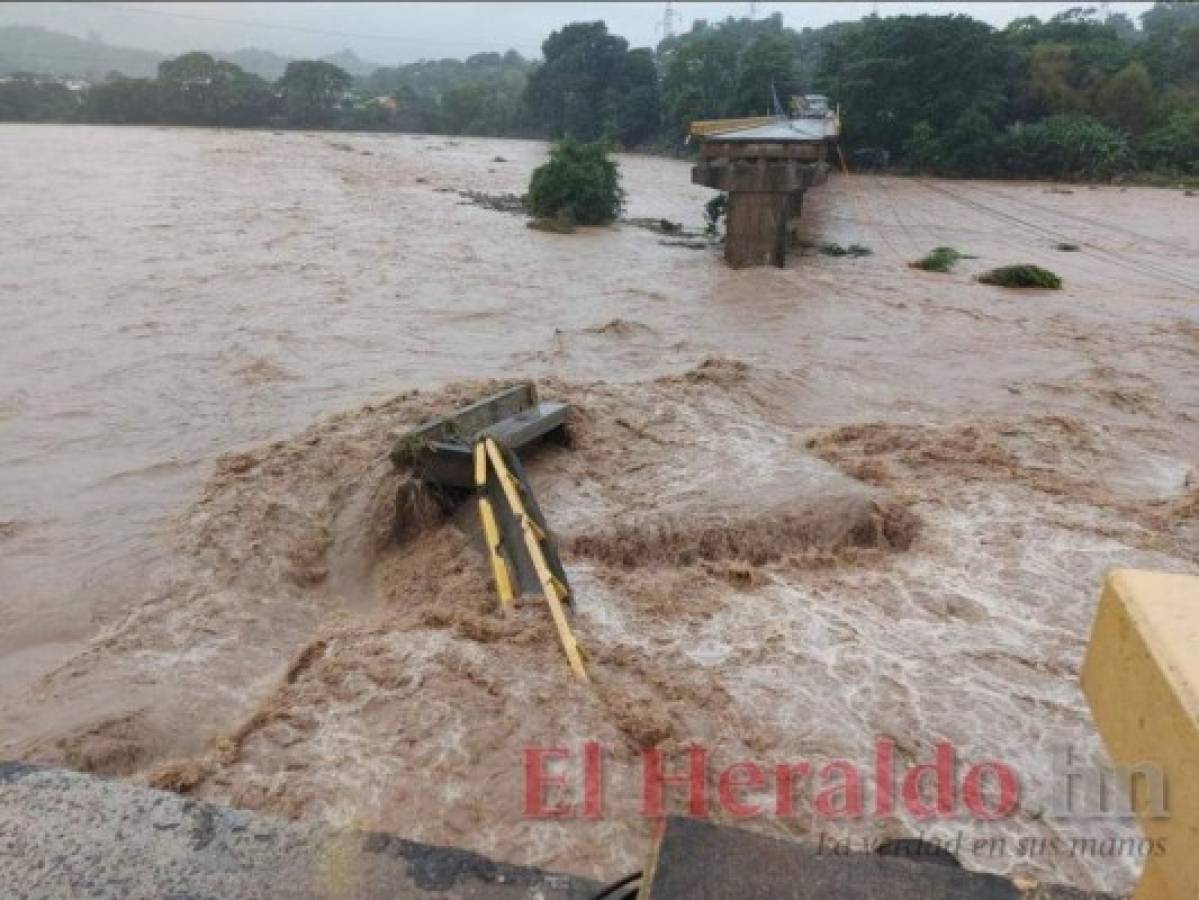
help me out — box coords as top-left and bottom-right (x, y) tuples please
(690, 136), (830, 269)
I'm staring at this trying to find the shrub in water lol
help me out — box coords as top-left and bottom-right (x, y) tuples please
(704, 194), (728, 235)
(978, 264), (1063, 289)
(527, 137), (624, 226)
(912, 246), (966, 272)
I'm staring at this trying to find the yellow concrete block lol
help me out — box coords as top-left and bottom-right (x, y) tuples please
(1082, 569), (1199, 900)
(1134, 858), (1172, 900)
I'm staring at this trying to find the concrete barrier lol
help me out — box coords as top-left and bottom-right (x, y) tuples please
(1082, 569), (1199, 900)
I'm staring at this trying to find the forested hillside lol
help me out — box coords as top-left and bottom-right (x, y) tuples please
(0, 25), (379, 82)
(0, 25), (165, 78)
(1, 3), (1196, 181)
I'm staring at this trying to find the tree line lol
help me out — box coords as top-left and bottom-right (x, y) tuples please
(0, 53), (356, 128)
(1, 2), (1195, 180)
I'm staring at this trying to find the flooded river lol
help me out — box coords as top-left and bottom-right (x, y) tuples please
(1, 124), (1197, 892)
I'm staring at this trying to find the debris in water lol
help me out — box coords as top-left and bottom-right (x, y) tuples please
(815, 242), (872, 257)
(627, 217), (684, 235)
(459, 190), (527, 215)
(0, 519), (29, 540)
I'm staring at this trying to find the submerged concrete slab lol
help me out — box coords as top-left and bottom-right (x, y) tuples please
(0, 762), (597, 900)
(641, 817), (1115, 900)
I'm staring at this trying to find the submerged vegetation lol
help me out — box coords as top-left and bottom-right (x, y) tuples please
(526, 138), (624, 227)
(704, 195), (728, 236)
(978, 265), (1064, 289)
(1, 3), (1195, 182)
(912, 247), (971, 272)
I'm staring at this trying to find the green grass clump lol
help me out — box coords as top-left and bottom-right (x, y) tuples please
(911, 246), (966, 272)
(527, 137), (623, 226)
(978, 264), (1063, 289)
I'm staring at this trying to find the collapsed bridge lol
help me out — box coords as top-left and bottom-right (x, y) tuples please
(691, 94), (841, 268)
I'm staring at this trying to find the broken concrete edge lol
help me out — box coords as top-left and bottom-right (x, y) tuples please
(1, 764), (1126, 899)
(0, 760), (37, 782)
(643, 816), (1119, 900)
(0, 761), (599, 899)
(388, 382), (538, 468)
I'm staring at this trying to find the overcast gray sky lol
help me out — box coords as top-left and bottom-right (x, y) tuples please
(0, 2), (1156, 64)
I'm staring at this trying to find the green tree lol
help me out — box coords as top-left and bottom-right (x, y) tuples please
(1095, 61), (1154, 135)
(607, 47), (660, 146)
(944, 106), (1002, 175)
(660, 27), (740, 134)
(818, 15), (1012, 156)
(1003, 114), (1132, 180)
(527, 137), (624, 225)
(1026, 43), (1091, 115)
(279, 60), (351, 128)
(363, 50), (533, 135)
(157, 52), (273, 126)
(659, 14), (808, 137)
(0, 74), (80, 122)
(81, 76), (161, 124)
(523, 21), (631, 141)
(734, 31), (800, 115)
(1007, 10), (1134, 119)
(1137, 108), (1199, 173)
(1141, 3), (1199, 87)
(523, 21), (660, 145)
(904, 120), (945, 172)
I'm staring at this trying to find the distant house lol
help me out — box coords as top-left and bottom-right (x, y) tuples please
(0, 72), (90, 91)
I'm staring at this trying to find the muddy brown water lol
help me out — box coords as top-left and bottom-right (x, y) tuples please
(1, 124), (1197, 892)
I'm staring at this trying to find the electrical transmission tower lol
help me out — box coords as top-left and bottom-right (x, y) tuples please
(661, 1), (677, 39)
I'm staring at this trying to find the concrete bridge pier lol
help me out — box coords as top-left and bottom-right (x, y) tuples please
(692, 156), (828, 268)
